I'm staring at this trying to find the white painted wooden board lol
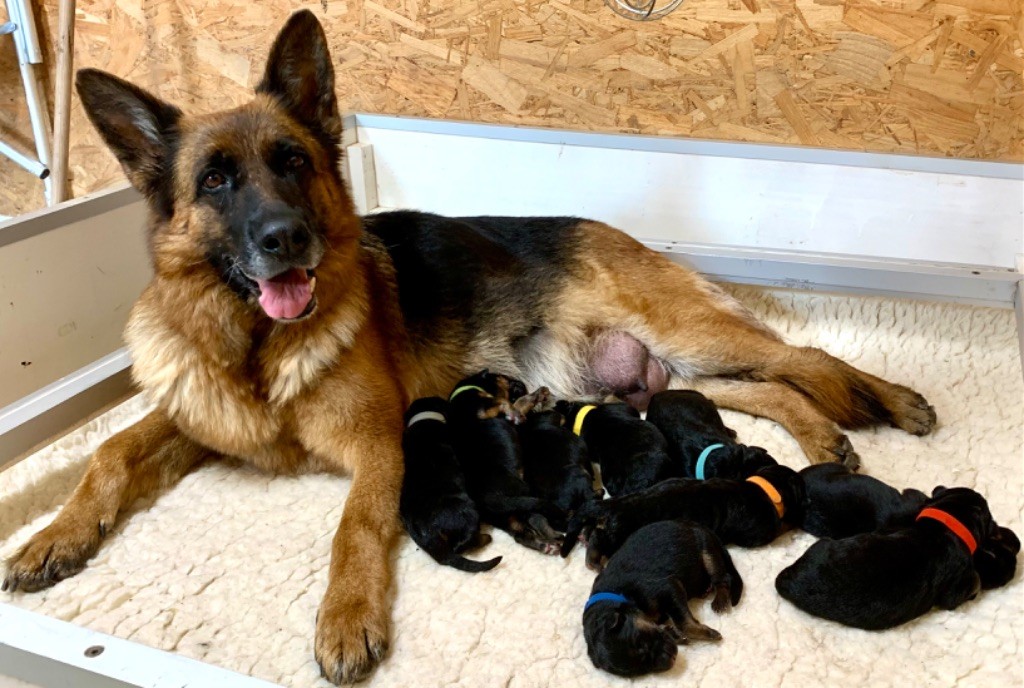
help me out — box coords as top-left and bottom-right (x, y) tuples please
(359, 126), (1023, 269)
(0, 188), (150, 408)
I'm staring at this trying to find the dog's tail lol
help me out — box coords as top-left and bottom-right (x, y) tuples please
(758, 347), (890, 429)
(442, 554), (503, 573)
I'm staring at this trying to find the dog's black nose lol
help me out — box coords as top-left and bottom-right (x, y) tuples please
(258, 219), (310, 261)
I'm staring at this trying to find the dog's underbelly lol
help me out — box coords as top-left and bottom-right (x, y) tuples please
(511, 328), (670, 409)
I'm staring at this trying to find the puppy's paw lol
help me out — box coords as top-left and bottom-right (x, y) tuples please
(710, 587), (733, 614)
(315, 591), (390, 685)
(683, 621), (722, 643)
(886, 385), (936, 436)
(3, 518), (104, 593)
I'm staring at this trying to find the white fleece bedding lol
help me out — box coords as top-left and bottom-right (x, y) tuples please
(1, 285), (1022, 688)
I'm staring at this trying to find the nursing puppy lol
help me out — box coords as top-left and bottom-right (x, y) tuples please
(583, 520), (741, 677)
(775, 486), (999, 630)
(646, 390), (778, 480)
(519, 401), (602, 531)
(556, 400), (675, 496)
(563, 465), (805, 569)
(447, 373), (562, 554)
(399, 397), (501, 573)
(799, 463), (928, 538)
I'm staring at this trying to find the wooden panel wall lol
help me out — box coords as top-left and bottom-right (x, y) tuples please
(1, 0), (1021, 216)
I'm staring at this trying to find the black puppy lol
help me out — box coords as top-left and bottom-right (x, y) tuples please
(519, 398), (602, 531)
(556, 400), (675, 496)
(974, 525), (1020, 589)
(448, 372), (562, 554)
(799, 463), (928, 538)
(399, 397), (501, 572)
(646, 390), (777, 480)
(583, 520), (741, 677)
(563, 465), (805, 570)
(776, 486), (1001, 630)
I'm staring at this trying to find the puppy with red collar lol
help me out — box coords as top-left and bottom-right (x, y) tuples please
(776, 486), (1015, 629)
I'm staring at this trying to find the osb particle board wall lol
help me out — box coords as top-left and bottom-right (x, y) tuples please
(1, 0), (1022, 217)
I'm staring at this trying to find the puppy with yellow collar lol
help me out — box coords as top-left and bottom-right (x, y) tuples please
(555, 400), (676, 497)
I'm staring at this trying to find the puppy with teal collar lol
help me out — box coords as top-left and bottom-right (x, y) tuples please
(646, 390), (778, 480)
(582, 520), (742, 677)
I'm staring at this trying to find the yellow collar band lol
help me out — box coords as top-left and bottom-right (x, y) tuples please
(572, 405), (598, 436)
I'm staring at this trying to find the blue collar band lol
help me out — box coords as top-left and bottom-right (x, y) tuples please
(584, 592), (630, 611)
(695, 443), (726, 480)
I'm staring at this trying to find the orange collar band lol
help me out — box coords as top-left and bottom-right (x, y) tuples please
(916, 508), (978, 554)
(746, 475), (785, 519)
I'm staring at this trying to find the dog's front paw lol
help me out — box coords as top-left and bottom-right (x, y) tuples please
(3, 518), (104, 593)
(315, 591), (390, 684)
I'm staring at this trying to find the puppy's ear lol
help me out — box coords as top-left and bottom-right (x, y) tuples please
(75, 69), (181, 201)
(607, 610), (625, 632)
(932, 485), (948, 498)
(256, 10), (341, 144)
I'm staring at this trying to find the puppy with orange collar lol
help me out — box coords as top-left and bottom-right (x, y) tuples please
(562, 465), (805, 570)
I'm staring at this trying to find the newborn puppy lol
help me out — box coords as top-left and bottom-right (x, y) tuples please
(519, 400), (602, 531)
(799, 463), (928, 538)
(583, 520), (741, 677)
(400, 397), (501, 572)
(776, 486), (997, 630)
(556, 400), (675, 496)
(646, 390), (778, 480)
(974, 525), (1020, 589)
(563, 465), (805, 569)
(448, 373), (562, 554)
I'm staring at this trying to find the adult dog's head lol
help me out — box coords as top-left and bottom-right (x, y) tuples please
(76, 10), (355, 322)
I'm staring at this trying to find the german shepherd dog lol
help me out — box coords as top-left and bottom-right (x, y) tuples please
(2, 10), (936, 684)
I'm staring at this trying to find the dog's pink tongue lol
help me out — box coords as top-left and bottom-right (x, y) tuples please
(256, 269), (312, 320)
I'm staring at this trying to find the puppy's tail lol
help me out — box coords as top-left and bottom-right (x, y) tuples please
(443, 554), (503, 573)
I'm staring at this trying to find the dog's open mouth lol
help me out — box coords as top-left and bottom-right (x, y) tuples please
(254, 268), (317, 320)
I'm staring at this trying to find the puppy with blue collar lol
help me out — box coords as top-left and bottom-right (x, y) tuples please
(582, 520), (742, 677)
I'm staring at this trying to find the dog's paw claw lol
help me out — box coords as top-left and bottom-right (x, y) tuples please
(823, 434), (860, 471)
(315, 595), (389, 685)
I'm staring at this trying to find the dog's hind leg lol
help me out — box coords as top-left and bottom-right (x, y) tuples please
(574, 222), (936, 441)
(689, 378), (859, 467)
(3, 411), (211, 592)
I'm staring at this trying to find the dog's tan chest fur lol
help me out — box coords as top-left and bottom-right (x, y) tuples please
(124, 278), (375, 472)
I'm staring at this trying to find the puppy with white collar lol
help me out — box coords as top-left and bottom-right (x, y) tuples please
(399, 397), (501, 572)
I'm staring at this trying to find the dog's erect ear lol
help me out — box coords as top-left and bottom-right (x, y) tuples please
(75, 69), (181, 197)
(257, 10), (341, 144)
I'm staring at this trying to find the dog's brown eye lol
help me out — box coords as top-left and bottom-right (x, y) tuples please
(286, 155), (305, 170)
(202, 172), (226, 190)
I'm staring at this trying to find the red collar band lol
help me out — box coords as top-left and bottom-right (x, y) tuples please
(916, 507), (978, 554)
